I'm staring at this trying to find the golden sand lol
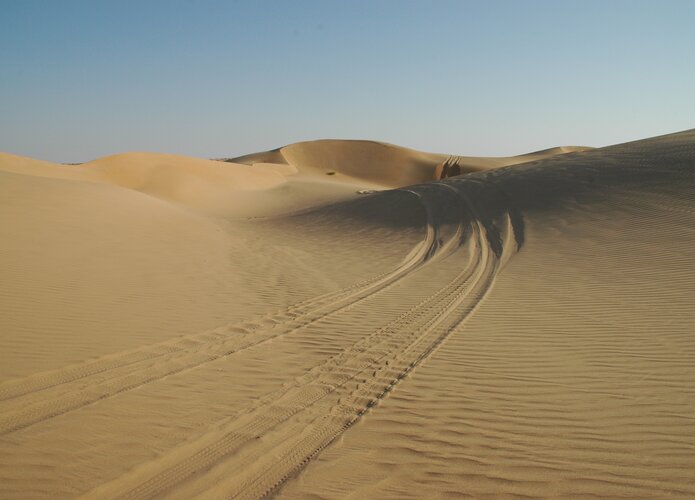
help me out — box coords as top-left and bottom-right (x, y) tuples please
(1, 132), (693, 498)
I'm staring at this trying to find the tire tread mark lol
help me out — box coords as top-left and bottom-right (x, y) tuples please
(82, 186), (509, 500)
(0, 192), (448, 436)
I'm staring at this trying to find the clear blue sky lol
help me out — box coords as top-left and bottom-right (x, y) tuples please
(1, 0), (694, 162)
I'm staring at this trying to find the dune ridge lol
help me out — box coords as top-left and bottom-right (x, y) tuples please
(0, 151), (288, 213)
(230, 139), (592, 187)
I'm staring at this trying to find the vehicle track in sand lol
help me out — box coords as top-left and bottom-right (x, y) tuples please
(80, 181), (519, 499)
(0, 186), (458, 437)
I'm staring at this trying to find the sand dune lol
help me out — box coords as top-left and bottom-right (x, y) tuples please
(0, 151), (288, 213)
(0, 131), (693, 498)
(279, 129), (695, 498)
(230, 139), (591, 187)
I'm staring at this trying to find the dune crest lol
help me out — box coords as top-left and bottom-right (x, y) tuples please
(1, 141), (590, 217)
(230, 139), (593, 188)
(0, 151), (287, 211)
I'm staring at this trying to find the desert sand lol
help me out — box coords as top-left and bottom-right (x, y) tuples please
(0, 131), (694, 498)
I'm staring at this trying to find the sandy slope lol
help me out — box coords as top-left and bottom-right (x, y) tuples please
(279, 130), (695, 498)
(0, 132), (693, 498)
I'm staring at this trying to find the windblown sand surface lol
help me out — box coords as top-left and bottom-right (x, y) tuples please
(0, 133), (693, 498)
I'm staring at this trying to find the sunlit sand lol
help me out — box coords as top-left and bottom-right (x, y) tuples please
(1, 130), (694, 498)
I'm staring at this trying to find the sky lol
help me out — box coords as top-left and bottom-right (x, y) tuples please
(1, 0), (694, 162)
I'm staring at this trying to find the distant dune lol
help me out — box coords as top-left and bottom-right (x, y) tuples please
(230, 139), (592, 187)
(0, 131), (693, 498)
(0, 151), (287, 213)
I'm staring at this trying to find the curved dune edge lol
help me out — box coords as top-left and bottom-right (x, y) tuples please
(0, 151), (287, 211)
(1, 142), (592, 216)
(230, 139), (593, 188)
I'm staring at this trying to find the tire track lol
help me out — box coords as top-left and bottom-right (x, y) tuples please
(0, 187), (459, 436)
(82, 185), (512, 500)
(232, 217), (499, 499)
(0, 263), (398, 404)
(84, 248), (481, 498)
(0, 239), (414, 404)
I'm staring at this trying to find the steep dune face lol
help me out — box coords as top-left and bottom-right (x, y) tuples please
(232, 139), (593, 187)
